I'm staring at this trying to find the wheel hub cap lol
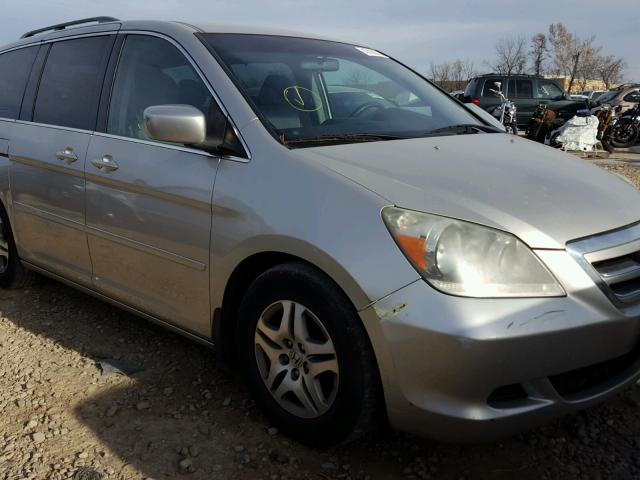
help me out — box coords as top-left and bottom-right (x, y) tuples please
(254, 300), (339, 419)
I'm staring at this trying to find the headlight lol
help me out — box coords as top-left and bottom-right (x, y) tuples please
(382, 207), (564, 298)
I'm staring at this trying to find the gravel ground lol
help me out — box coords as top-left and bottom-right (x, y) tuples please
(2, 161), (640, 480)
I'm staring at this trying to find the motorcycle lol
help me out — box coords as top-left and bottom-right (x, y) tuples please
(544, 109), (599, 152)
(487, 82), (517, 134)
(609, 102), (640, 148)
(527, 104), (562, 143)
(591, 104), (621, 153)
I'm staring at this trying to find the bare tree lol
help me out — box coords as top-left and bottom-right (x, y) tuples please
(429, 60), (477, 91)
(489, 35), (527, 75)
(450, 60), (477, 84)
(530, 33), (548, 76)
(598, 55), (626, 89)
(429, 61), (452, 87)
(576, 46), (602, 91)
(548, 23), (598, 92)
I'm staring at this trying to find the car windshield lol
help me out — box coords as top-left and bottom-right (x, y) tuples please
(201, 34), (485, 147)
(597, 90), (619, 104)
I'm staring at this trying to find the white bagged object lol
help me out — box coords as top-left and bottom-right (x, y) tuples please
(548, 115), (599, 152)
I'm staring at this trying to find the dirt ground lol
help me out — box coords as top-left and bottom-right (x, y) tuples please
(2, 160), (640, 480)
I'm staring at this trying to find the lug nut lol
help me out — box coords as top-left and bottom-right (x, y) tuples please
(291, 368), (300, 380)
(303, 362), (309, 374)
(298, 343), (306, 354)
(283, 339), (293, 348)
(279, 354), (289, 365)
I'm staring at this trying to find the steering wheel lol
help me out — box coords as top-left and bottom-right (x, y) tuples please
(349, 102), (383, 118)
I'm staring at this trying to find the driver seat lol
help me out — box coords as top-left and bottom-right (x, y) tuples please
(257, 74), (302, 130)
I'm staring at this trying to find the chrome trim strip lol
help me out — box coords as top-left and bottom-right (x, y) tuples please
(86, 226), (206, 271)
(567, 221), (640, 308)
(14, 201), (85, 231)
(22, 260), (214, 348)
(14, 201), (206, 271)
(10, 154), (85, 178)
(568, 221), (640, 255)
(615, 289), (640, 303)
(584, 238), (640, 264)
(598, 261), (640, 285)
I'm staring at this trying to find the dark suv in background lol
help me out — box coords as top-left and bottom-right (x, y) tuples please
(463, 74), (585, 128)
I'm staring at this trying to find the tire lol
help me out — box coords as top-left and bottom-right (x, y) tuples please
(610, 122), (640, 148)
(0, 204), (36, 289)
(236, 262), (380, 447)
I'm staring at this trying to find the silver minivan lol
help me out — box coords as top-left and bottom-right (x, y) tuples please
(2, 17), (640, 447)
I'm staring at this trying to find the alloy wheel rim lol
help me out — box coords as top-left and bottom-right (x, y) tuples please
(0, 217), (8, 274)
(254, 300), (339, 419)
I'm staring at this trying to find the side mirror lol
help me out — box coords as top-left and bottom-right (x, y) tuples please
(144, 105), (206, 145)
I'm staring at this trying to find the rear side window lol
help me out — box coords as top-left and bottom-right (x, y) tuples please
(463, 79), (477, 98)
(513, 79), (533, 98)
(0, 46), (38, 119)
(481, 78), (503, 97)
(33, 36), (110, 130)
(536, 80), (564, 100)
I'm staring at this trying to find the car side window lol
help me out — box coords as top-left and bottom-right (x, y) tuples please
(481, 78), (503, 97)
(536, 80), (564, 100)
(514, 79), (533, 98)
(107, 35), (223, 143)
(623, 90), (640, 103)
(0, 46), (39, 120)
(33, 36), (110, 130)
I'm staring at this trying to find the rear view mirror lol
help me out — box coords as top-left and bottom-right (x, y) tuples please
(300, 57), (340, 72)
(143, 104), (206, 145)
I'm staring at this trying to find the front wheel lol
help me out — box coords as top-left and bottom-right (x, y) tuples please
(505, 122), (518, 135)
(610, 122), (640, 148)
(237, 262), (380, 446)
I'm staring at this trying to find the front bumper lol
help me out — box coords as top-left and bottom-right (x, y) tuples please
(360, 249), (640, 441)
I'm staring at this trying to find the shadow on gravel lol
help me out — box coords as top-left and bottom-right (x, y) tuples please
(4, 276), (640, 479)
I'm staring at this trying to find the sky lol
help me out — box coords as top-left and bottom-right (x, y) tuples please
(1, 0), (638, 81)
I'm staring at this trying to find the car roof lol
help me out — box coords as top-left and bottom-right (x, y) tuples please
(187, 22), (337, 41)
(475, 73), (544, 79)
(1, 19), (343, 53)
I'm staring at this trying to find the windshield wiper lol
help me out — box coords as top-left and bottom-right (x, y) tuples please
(285, 133), (408, 147)
(421, 124), (502, 136)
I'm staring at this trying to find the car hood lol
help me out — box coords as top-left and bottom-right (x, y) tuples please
(301, 134), (640, 249)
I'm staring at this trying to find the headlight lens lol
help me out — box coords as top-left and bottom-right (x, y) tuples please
(382, 207), (564, 297)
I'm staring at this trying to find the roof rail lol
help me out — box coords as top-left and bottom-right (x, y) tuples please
(20, 16), (120, 39)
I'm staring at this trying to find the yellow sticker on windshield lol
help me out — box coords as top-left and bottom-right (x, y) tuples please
(283, 86), (322, 112)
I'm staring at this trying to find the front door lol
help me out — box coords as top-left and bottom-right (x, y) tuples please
(85, 34), (223, 336)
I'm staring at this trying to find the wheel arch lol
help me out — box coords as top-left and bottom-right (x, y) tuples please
(213, 245), (371, 368)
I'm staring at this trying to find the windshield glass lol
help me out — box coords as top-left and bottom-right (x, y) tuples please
(201, 34), (484, 147)
(597, 90), (619, 104)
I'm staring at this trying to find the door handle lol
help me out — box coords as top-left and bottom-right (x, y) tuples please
(90, 155), (119, 173)
(55, 147), (78, 165)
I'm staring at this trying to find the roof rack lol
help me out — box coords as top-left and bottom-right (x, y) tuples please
(478, 73), (543, 78)
(20, 16), (120, 39)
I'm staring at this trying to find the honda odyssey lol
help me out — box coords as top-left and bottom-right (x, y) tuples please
(1, 17), (640, 446)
